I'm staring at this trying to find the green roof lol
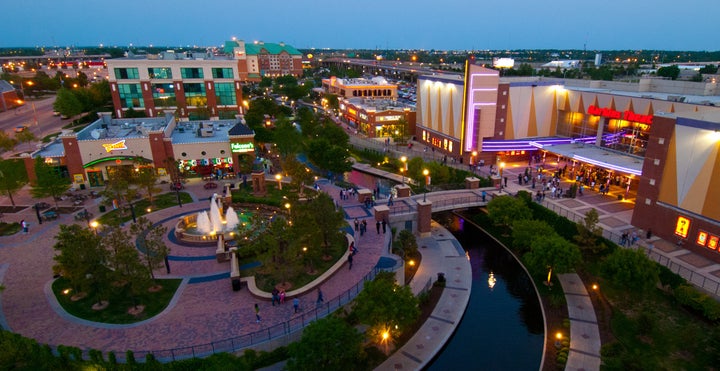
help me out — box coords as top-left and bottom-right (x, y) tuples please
(224, 41), (302, 56)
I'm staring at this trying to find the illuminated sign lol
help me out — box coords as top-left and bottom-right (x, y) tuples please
(348, 108), (357, 115)
(708, 235), (719, 250)
(697, 231), (708, 246)
(231, 142), (254, 153)
(102, 140), (127, 153)
(377, 115), (402, 122)
(359, 113), (368, 120)
(674, 216), (691, 238)
(587, 105), (653, 125)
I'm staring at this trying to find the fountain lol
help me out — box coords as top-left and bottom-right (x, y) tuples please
(175, 193), (243, 245)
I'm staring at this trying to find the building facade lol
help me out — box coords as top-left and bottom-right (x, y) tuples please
(322, 76), (398, 100)
(26, 112), (255, 189)
(339, 98), (415, 138)
(414, 61), (720, 262)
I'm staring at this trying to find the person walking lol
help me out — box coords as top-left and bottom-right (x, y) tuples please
(316, 287), (324, 306)
(376, 220), (381, 234)
(254, 303), (261, 323)
(293, 297), (300, 313)
(348, 253), (353, 270)
(21, 220), (28, 234)
(354, 218), (359, 232)
(279, 289), (286, 304)
(382, 219), (387, 234)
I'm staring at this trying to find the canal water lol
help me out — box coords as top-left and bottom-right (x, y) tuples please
(426, 211), (544, 370)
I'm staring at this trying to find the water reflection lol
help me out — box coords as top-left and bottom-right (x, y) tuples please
(427, 211), (543, 370)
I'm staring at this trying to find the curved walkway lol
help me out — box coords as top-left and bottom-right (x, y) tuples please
(558, 274), (601, 371)
(0, 177), (388, 359)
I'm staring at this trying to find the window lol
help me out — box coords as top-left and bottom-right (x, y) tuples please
(649, 179), (656, 185)
(183, 83), (207, 106)
(181, 68), (204, 79)
(148, 67), (172, 79)
(114, 68), (139, 79)
(654, 158), (660, 165)
(658, 138), (665, 144)
(117, 84), (144, 108)
(215, 83), (237, 106)
(152, 83), (176, 107)
(212, 68), (234, 79)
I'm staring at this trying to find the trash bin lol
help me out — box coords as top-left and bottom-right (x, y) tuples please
(232, 278), (242, 291)
(79, 184), (86, 190)
(437, 272), (446, 283)
(99, 205), (106, 213)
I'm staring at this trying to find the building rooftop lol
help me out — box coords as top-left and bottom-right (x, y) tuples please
(331, 76), (393, 87)
(0, 80), (15, 93)
(344, 98), (413, 112)
(76, 116), (168, 141)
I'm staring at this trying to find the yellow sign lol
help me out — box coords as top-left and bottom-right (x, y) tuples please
(674, 216), (690, 238)
(708, 235), (719, 250)
(102, 140), (127, 153)
(697, 231), (708, 246)
(73, 174), (84, 183)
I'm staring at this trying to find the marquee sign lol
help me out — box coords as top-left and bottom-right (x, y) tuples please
(231, 142), (254, 153)
(102, 140), (127, 153)
(587, 105), (653, 125)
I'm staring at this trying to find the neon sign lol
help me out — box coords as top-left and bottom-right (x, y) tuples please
(674, 216), (690, 238)
(587, 105), (653, 125)
(102, 140), (127, 153)
(231, 142), (254, 153)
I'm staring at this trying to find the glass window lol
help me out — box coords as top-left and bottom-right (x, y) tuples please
(152, 83), (176, 107)
(214, 82), (237, 106)
(183, 83), (207, 106)
(181, 68), (203, 79)
(212, 68), (234, 79)
(114, 68), (139, 79)
(117, 84), (144, 108)
(148, 67), (172, 79)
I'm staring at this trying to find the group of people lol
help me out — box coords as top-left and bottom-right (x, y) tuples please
(354, 218), (369, 236)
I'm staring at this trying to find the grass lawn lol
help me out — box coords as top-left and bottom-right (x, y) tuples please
(51, 277), (182, 324)
(0, 222), (21, 236)
(97, 191), (193, 226)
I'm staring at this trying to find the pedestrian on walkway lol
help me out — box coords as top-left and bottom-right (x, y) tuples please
(316, 287), (324, 306)
(376, 220), (381, 234)
(254, 303), (261, 323)
(271, 288), (279, 306)
(348, 253), (353, 270)
(481, 190), (487, 202)
(504, 177), (508, 188)
(382, 219), (387, 234)
(354, 218), (359, 231)
(293, 297), (300, 313)
(21, 220), (28, 234)
(279, 289), (286, 304)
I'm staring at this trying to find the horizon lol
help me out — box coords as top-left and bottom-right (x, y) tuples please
(4, 0), (719, 51)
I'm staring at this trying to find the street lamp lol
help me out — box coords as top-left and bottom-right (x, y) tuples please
(400, 156), (407, 184)
(423, 169), (430, 202)
(275, 174), (283, 190)
(471, 150), (477, 166)
(90, 221), (99, 235)
(129, 200), (137, 223)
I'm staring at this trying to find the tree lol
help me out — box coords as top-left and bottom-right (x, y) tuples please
(523, 234), (582, 280)
(601, 248), (659, 293)
(130, 217), (169, 280)
(575, 208), (605, 254)
(657, 65), (680, 80)
(273, 118), (304, 160)
(249, 215), (301, 285)
(103, 225), (150, 308)
(286, 317), (365, 371)
(294, 193), (346, 257)
(101, 166), (135, 224)
(0, 160), (26, 207)
(282, 156), (314, 195)
(133, 165), (160, 205)
(511, 219), (557, 254)
(395, 229), (418, 258)
(53, 88), (83, 118)
(353, 271), (420, 340)
(30, 157), (70, 209)
(487, 195), (532, 228)
(53, 225), (108, 296)
(0, 131), (18, 153)
(15, 129), (37, 152)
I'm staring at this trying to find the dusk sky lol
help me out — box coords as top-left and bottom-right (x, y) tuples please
(4, 0), (718, 51)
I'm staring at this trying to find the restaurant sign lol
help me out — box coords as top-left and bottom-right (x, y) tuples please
(231, 142), (254, 153)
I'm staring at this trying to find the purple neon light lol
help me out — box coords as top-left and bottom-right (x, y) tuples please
(573, 155), (642, 176)
(465, 72), (499, 152)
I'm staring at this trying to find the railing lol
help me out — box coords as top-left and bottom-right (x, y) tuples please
(84, 267), (384, 363)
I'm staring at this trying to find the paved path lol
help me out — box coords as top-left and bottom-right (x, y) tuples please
(0, 177), (389, 359)
(558, 274), (601, 371)
(378, 221), (472, 370)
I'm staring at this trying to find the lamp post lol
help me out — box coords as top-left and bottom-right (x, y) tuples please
(129, 200), (137, 223)
(24, 81), (38, 126)
(423, 169), (430, 202)
(90, 221), (99, 236)
(176, 186), (182, 207)
(400, 156), (407, 184)
(275, 174), (283, 190)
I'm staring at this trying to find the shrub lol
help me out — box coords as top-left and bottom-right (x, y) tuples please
(89, 348), (103, 363)
(107, 351), (117, 364)
(657, 265), (685, 289)
(125, 350), (136, 364)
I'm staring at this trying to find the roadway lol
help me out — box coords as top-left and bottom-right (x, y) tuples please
(0, 95), (68, 158)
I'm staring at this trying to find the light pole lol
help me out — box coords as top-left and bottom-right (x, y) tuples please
(400, 156), (407, 184)
(24, 81), (38, 127)
(423, 169), (430, 202)
(500, 162), (506, 190)
(90, 221), (99, 236)
(275, 174), (283, 190)
(129, 200), (137, 223)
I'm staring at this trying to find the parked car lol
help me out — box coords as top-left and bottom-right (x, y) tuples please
(204, 182), (218, 189)
(14, 125), (28, 133)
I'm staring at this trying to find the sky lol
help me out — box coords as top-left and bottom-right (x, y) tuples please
(4, 0), (719, 51)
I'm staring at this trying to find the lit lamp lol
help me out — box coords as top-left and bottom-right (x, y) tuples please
(400, 156), (407, 184)
(423, 169), (430, 202)
(275, 174), (283, 190)
(90, 221), (99, 235)
(471, 150), (477, 166)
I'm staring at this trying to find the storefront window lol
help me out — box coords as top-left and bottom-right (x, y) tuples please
(118, 84), (144, 108)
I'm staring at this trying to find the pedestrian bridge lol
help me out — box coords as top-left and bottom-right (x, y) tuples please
(381, 189), (492, 217)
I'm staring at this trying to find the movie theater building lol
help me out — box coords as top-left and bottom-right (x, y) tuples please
(415, 62), (720, 260)
(27, 112), (255, 188)
(339, 98), (416, 138)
